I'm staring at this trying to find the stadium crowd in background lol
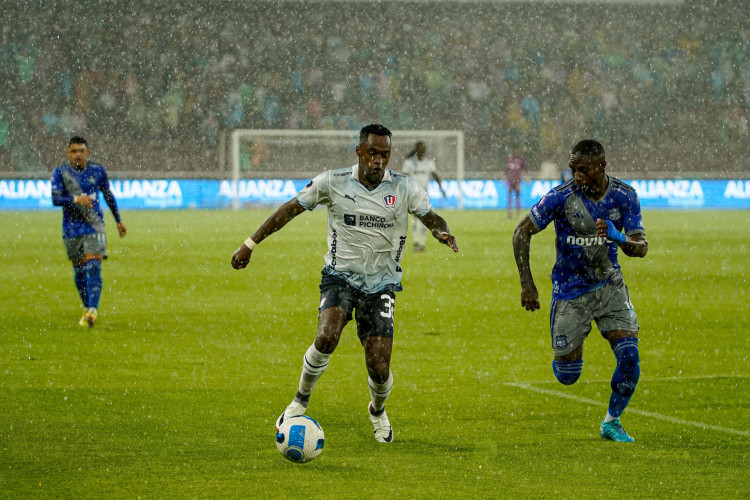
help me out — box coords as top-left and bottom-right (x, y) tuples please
(0, 1), (747, 176)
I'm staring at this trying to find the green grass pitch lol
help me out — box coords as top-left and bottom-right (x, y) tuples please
(1, 208), (748, 498)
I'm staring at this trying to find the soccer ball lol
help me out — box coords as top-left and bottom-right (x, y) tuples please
(275, 415), (325, 463)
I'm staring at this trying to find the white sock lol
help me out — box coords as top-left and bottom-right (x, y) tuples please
(368, 371), (393, 413)
(295, 344), (331, 404)
(603, 411), (617, 423)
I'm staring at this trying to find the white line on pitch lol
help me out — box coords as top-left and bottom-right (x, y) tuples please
(638, 374), (749, 382)
(508, 374), (748, 385)
(507, 382), (750, 438)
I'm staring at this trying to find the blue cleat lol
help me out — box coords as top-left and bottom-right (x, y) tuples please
(600, 419), (635, 443)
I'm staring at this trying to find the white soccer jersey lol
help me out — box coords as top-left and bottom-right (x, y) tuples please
(296, 165), (433, 293)
(402, 157), (438, 190)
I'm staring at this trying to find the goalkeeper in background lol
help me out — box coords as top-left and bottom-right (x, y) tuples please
(232, 124), (458, 443)
(51, 136), (127, 327)
(512, 139), (648, 442)
(402, 141), (446, 251)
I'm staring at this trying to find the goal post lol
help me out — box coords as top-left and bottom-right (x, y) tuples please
(230, 129), (464, 209)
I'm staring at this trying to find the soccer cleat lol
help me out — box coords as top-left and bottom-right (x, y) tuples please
(368, 402), (393, 443)
(78, 308), (97, 328)
(275, 401), (306, 430)
(85, 308), (97, 328)
(600, 419), (635, 443)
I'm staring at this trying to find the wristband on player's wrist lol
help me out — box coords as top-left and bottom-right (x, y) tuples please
(605, 221), (627, 244)
(244, 237), (258, 250)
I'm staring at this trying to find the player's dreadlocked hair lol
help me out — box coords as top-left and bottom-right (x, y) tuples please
(359, 123), (392, 144)
(570, 139), (605, 162)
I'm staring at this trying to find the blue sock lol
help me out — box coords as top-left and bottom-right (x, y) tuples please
(83, 260), (103, 309)
(552, 359), (583, 385)
(607, 337), (640, 418)
(73, 264), (88, 307)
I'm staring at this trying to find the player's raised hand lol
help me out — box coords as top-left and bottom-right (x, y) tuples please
(231, 244), (253, 269)
(434, 230), (459, 253)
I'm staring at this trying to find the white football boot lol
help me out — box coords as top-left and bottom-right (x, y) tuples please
(368, 402), (393, 443)
(275, 401), (306, 430)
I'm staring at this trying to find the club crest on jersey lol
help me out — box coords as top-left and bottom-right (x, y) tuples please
(383, 194), (396, 207)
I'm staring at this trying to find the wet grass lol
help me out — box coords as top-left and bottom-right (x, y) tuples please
(1, 209), (749, 498)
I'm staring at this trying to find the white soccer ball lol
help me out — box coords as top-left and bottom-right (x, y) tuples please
(275, 415), (325, 463)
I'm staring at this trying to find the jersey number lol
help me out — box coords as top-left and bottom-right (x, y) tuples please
(380, 294), (395, 319)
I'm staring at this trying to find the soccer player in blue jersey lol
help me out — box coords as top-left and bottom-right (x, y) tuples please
(51, 137), (127, 327)
(231, 124), (459, 443)
(512, 139), (648, 442)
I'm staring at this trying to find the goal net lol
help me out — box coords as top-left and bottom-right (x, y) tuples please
(230, 129), (464, 208)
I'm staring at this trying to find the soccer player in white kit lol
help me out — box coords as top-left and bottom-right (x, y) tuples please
(232, 124), (459, 443)
(402, 141), (446, 251)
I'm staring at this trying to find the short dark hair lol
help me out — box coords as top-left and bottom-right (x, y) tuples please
(570, 139), (605, 160)
(359, 123), (392, 144)
(68, 136), (88, 147)
(406, 141), (425, 159)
